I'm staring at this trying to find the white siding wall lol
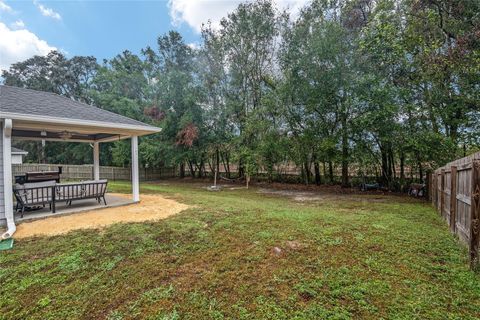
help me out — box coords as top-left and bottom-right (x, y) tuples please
(0, 122), (5, 224)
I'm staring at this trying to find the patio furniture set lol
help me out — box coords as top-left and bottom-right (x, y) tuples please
(13, 179), (108, 218)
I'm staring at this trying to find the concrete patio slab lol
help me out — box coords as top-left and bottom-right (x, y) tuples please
(15, 193), (134, 222)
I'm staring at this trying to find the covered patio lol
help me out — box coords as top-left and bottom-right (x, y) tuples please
(15, 193), (132, 222)
(0, 85), (161, 238)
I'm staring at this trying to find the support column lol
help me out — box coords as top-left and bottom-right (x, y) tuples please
(93, 142), (100, 180)
(2, 119), (15, 239)
(131, 136), (140, 202)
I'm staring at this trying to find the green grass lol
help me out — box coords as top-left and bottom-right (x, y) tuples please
(1, 181), (479, 319)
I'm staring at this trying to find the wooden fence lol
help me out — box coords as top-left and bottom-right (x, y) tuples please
(430, 152), (480, 269)
(12, 164), (177, 181)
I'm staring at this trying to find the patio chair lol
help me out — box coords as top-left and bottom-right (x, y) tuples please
(13, 180), (56, 217)
(55, 180), (108, 206)
(82, 180), (108, 205)
(55, 182), (87, 205)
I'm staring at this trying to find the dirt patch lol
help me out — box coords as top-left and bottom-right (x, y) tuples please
(258, 188), (404, 203)
(14, 194), (190, 239)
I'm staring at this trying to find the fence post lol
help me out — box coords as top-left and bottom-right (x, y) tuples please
(450, 166), (457, 232)
(432, 172), (436, 206)
(426, 171), (431, 201)
(440, 169), (445, 217)
(470, 160), (480, 270)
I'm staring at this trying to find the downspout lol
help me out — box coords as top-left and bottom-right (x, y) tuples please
(2, 119), (16, 239)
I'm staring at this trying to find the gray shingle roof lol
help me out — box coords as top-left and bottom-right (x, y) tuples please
(0, 85), (157, 129)
(11, 147), (28, 154)
(12, 147), (28, 153)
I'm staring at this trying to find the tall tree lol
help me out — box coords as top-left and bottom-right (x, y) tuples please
(2, 50), (98, 103)
(282, 0), (358, 186)
(218, 0), (282, 179)
(143, 31), (204, 176)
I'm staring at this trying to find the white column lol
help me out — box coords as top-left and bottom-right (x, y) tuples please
(93, 141), (100, 180)
(2, 119), (15, 239)
(131, 136), (140, 202)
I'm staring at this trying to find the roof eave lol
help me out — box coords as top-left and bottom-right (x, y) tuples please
(1, 112), (161, 136)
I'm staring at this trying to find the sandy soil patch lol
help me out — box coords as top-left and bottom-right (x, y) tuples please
(258, 188), (391, 202)
(14, 193), (190, 239)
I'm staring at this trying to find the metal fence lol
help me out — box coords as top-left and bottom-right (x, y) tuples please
(430, 151), (480, 269)
(12, 164), (177, 181)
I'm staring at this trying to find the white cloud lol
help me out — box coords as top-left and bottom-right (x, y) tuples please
(34, 0), (61, 20)
(10, 19), (25, 30)
(187, 42), (201, 50)
(0, 22), (56, 72)
(0, 0), (12, 12)
(169, 0), (238, 33)
(168, 0), (309, 33)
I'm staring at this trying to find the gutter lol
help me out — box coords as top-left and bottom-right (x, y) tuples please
(2, 119), (16, 239)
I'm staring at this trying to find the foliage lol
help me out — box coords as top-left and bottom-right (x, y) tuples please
(2, 0), (479, 187)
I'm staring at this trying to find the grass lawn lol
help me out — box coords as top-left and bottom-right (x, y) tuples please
(1, 181), (479, 319)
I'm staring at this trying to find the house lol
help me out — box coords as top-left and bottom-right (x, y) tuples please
(0, 85), (161, 239)
(11, 147), (28, 164)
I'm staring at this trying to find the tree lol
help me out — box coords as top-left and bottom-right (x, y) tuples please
(281, 0), (358, 186)
(3, 50), (98, 103)
(218, 0), (283, 179)
(2, 51), (100, 164)
(143, 31), (204, 176)
(2, 0), (478, 187)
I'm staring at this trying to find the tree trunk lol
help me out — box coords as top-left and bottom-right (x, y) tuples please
(329, 161), (334, 183)
(400, 151), (405, 190)
(216, 148), (220, 178)
(418, 161), (423, 183)
(188, 160), (195, 178)
(238, 159), (244, 179)
(207, 158), (214, 176)
(341, 115), (349, 187)
(390, 149), (396, 180)
(380, 147), (391, 187)
(221, 152), (231, 179)
(304, 161), (311, 185)
(179, 162), (185, 178)
(198, 158), (204, 178)
(226, 154), (231, 179)
(314, 161), (321, 186)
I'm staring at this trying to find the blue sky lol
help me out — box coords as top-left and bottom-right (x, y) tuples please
(7, 1), (201, 60)
(0, 0), (307, 71)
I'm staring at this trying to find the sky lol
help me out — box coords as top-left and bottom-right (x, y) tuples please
(0, 0), (308, 72)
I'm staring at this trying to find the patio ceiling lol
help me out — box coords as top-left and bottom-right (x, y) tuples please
(8, 115), (160, 143)
(12, 129), (118, 143)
